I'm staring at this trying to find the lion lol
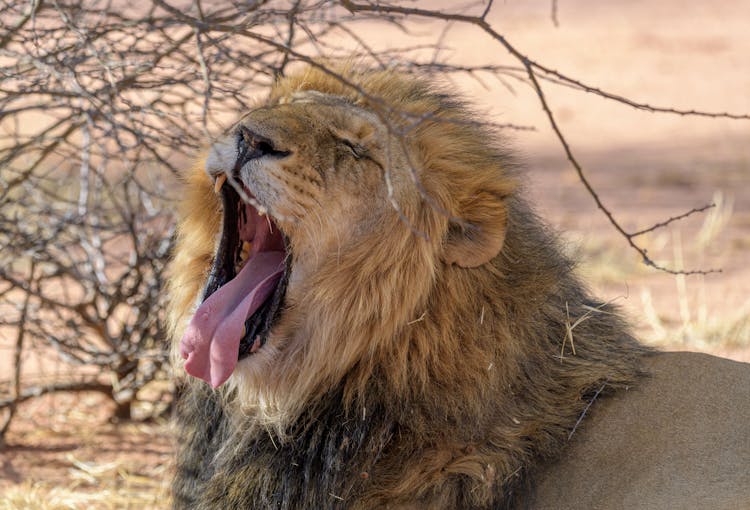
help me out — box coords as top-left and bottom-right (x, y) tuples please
(167, 65), (750, 509)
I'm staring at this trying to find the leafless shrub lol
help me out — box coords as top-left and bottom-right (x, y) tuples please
(1, 0), (747, 438)
(0, 0), (427, 436)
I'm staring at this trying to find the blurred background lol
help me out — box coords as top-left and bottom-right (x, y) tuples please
(1, 1), (748, 507)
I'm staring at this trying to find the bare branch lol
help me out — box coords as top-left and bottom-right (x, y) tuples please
(630, 204), (716, 238)
(0, 262), (35, 441)
(0, 381), (113, 410)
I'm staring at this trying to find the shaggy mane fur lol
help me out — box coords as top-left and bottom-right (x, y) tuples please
(168, 66), (649, 509)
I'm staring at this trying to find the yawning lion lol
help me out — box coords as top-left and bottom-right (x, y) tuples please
(167, 65), (750, 509)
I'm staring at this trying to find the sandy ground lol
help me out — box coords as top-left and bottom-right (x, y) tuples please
(1, 0), (749, 507)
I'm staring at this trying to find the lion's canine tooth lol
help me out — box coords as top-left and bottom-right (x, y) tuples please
(250, 335), (261, 353)
(214, 174), (227, 193)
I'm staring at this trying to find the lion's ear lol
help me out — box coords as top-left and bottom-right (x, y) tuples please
(442, 192), (508, 268)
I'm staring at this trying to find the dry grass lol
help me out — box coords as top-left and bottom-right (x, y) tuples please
(1, 440), (171, 510)
(1, 466), (169, 510)
(0, 393), (172, 510)
(578, 191), (750, 352)
(572, 236), (646, 286)
(640, 193), (749, 348)
(640, 279), (750, 349)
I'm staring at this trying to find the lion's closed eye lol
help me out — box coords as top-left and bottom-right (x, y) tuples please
(338, 137), (365, 159)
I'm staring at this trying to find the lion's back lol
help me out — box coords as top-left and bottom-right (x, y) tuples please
(529, 351), (750, 510)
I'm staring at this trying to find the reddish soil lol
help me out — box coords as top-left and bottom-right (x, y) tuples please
(0, 393), (172, 508)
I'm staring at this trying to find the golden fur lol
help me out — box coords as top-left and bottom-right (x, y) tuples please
(168, 66), (651, 509)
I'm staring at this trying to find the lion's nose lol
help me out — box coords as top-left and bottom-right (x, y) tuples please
(232, 126), (290, 177)
(237, 126), (276, 163)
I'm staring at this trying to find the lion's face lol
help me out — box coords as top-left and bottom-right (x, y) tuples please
(173, 71), (516, 415)
(180, 91), (415, 388)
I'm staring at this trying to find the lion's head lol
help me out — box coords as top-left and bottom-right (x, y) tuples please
(169, 65), (648, 508)
(169, 66), (517, 423)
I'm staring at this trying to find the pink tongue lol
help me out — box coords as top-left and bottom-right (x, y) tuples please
(179, 251), (284, 388)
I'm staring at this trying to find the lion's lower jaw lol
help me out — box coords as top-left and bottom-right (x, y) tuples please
(224, 333), (368, 433)
(223, 344), (289, 424)
(221, 342), (340, 436)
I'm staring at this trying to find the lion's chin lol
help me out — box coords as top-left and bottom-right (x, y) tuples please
(179, 180), (291, 388)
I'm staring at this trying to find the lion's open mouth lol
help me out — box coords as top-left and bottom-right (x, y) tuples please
(179, 177), (290, 388)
